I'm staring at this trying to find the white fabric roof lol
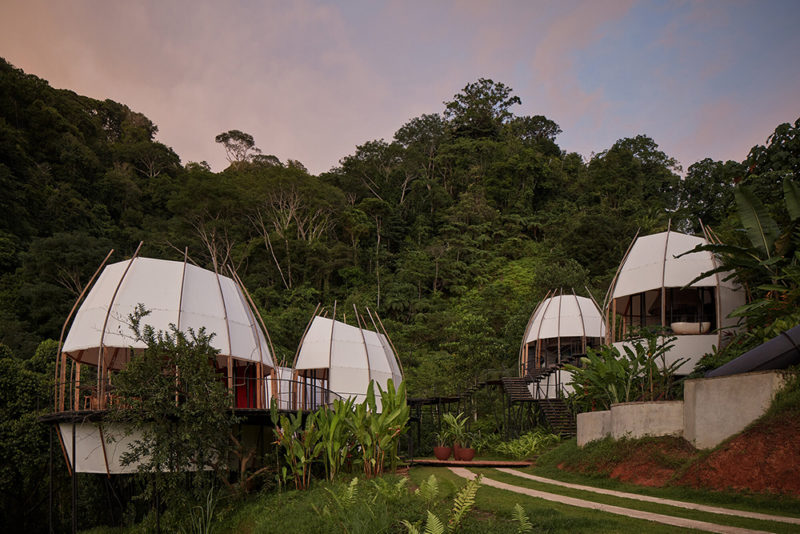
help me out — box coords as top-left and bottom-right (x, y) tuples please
(294, 316), (403, 401)
(524, 294), (605, 344)
(612, 231), (735, 298)
(62, 257), (274, 369)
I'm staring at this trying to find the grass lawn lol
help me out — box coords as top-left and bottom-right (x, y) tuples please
(470, 467), (799, 533)
(530, 438), (800, 518)
(409, 466), (702, 534)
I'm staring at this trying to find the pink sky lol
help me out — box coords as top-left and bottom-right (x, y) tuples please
(1, 0), (798, 174)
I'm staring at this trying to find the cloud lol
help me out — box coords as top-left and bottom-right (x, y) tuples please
(528, 0), (636, 131)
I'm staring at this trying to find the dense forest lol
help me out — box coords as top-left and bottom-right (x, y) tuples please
(2, 57), (799, 530)
(3, 57), (799, 394)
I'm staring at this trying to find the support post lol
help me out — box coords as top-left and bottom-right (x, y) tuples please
(71, 421), (77, 534)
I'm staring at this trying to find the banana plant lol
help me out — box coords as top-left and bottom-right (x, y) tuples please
(347, 379), (410, 478)
(270, 405), (322, 490)
(315, 396), (356, 481)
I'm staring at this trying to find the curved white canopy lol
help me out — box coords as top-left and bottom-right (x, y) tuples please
(62, 257), (275, 370)
(293, 316), (403, 402)
(612, 231), (736, 299)
(523, 294), (605, 344)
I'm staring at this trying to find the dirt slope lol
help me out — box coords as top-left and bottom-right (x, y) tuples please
(678, 415), (800, 496)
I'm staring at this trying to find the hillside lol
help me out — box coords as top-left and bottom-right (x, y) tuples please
(1, 59), (731, 396)
(539, 373), (800, 497)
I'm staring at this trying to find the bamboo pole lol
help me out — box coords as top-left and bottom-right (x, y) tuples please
(98, 242), (142, 410)
(55, 249), (114, 411)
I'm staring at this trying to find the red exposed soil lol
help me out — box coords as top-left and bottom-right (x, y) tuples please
(609, 440), (697, 487)
(558, 437), (698, 487)
(557, 415), (800, 496)
(678, 415), (800, 496)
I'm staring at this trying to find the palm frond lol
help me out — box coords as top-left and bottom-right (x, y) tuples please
(735, 186), (779, 257)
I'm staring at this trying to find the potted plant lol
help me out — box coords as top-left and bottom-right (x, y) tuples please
(455, 431), (476, 461)
(442, 412), (468, 458)
(433, 430), (452, 460)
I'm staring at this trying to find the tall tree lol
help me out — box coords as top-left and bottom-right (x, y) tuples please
(443, 78), (521, 139)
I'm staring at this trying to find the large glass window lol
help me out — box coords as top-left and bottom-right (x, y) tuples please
(614, 287), (716, 339)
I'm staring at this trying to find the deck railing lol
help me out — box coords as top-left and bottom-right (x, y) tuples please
(52, 376), (344, 414)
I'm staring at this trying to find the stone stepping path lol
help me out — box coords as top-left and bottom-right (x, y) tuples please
(449, 467), (787, 534)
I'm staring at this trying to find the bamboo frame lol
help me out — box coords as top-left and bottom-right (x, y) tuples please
(98, 242), (143, 410)
(605, 230), (639, 344)
(354, 304), (372, 383)
(368, 308), (404, 377)
(55, 249), (114, 411)
(519, 290), (550, 376)
(660, 221), (672, 330)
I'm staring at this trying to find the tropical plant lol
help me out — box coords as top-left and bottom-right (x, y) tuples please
(512, 503), (533, 533)
(181, 488), (218, 534)
(684, 178), (800, 372)
(401, 475), (482, 534)
(270, 407), (322, 490)
(348, 379), (410, 478)
(494, 429), (561, 460)
(315, 396), (357, 481)
(108, 307), (236, 515)
(565, 329), (682, 412)
(433, 430), (451, 448)
(441, 412), (468, 447)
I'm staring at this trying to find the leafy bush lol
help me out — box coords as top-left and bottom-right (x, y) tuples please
(565, 328), (683, 412)
(493, 430), (560, 460)
(271, 378), (410, 489)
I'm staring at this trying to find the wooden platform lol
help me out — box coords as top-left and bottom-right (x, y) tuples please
(410, 459), (533, 467)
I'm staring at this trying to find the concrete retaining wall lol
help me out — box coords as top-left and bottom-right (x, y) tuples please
(610, 401), (684, 440)
(684, 370), (786, 449)
(577, 410), (611, 446)
(575, 370), (787, 448)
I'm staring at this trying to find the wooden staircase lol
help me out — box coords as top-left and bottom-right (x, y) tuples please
(537, 398), (576, 437)
(500, 377), (534, 402)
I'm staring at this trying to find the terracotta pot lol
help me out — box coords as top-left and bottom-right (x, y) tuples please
(433, 446), (452, 460)
(455, 447), (475, 461)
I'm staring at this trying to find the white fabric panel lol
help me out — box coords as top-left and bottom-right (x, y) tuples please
(294, 316), (404, 403)
(663, 232), (716, 288)
(236, 287), (274, 366)
(364, 330), (391, 374)
(294, 317), (335, 369)
(329, 320), (372, 402)
(330, 321), (370, 374)
(58, 422), (142, 474)
(330, 368), (370, 403)
(179, 263), (230, 354)
(379, 333), (403, 383)
(524, 295), (605, 343)
(62, 258), (274, 369)
(265, 367), (294, 410)
(221, 278), (257, 363)
(104, 258), (183, 351)
(614, 231), (717, 298)
(64, 262), (137, 355)
(719, 284), (746, 331)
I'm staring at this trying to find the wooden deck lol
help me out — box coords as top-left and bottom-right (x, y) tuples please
(410, 458), (533, 467)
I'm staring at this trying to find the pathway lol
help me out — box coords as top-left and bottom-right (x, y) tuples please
(496, 468), (800, 526)
(448, 467), (794, 534)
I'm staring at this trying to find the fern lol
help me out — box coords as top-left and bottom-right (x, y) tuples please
(401, 519), (421, 534)
(415, 474), (439, 504)
(424, 511), (446, 534)
(512, 503), (533, 533)
(448, 475), (481, 531)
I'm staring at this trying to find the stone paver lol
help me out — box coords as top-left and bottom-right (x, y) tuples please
(497, 468), (800, 526)
(449, 467), (773, 534)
